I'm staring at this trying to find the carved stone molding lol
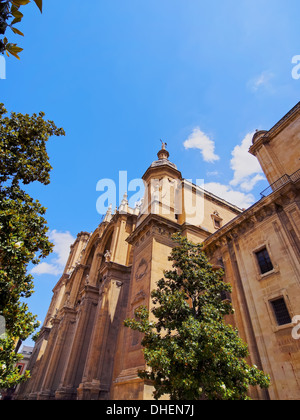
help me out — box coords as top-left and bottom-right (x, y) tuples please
(127, 214), (180, 246)
(131, 290), (146, 306)
(204, 185), (300, 254)
(135, 258), (148, 282)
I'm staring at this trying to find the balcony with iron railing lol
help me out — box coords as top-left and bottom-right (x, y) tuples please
(260, 168), (300, 198)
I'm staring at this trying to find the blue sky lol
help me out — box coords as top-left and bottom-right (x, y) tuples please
(1, 0), (299, 345)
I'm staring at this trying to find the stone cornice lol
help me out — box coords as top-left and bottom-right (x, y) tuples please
(52, 273), (69, 293)
(78, 284), (100, 303)
(203, 180), (299, 254)
(35, 326), (51, 344)
(267, 101), (300, 138)
(142, 161), (182, 183)
(70, 231), (91, 249)
(249, 101), (300, 156)
(126, 213), (180, 245)
(180, 222), (212, 239)
(100, 261), (132, 276)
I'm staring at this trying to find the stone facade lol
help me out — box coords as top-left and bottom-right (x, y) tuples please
(16, 102), (300, 400)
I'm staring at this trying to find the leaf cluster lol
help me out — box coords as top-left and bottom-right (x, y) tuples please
(0, 103), (65, 187)
(124, 233), (270, 400)
(0, 0), (42, 59)
(0, 335), (31, 389)
(0, 103), (64, 390)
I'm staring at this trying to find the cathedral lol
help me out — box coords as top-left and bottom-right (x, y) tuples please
(16, 102), (300, 400)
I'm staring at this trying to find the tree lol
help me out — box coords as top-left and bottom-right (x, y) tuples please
(0, 0), (42, 59)
(0, 103), (65, 390)
(124, 233), (270, 400)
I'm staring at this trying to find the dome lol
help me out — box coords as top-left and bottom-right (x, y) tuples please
(252, 130), (268, 144)
(150, 158), (178, 170)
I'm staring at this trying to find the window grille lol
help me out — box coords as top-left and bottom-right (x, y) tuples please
(256, 248), (274, 274)
(270, 298), (292, 326)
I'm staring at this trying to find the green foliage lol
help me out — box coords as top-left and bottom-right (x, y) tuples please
(0, 336), (30, 389)
(124, 233), (270, 400)
(0, 103), (65, 390)
(0, 0), (42, 59)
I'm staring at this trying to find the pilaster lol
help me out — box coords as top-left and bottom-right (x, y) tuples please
(78, 262), (131, 400)
(37, 308), (76, 400)
(55, 285), (99, 400)
(111, 214), (179, 400)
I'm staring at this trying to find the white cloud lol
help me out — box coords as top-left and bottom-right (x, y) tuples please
(48, 230), (75, 267)
(183, 128), (220, 163)
(230, 132), (265, 191)
(205, 182), (256, 209)
(202, 132), (267, 210)
(247, 71), (275, 92)
(31, 262), (63, 276)
(239, 174), (266, 192)
(31, 230), (75, 276)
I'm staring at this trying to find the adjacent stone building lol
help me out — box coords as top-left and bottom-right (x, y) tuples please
(16, 102), (300, 400)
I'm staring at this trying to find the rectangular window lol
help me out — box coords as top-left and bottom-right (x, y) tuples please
(255, 248), (274, 274)
(214, 219), (221, 228)
(211, 212), (223, 230)
(270, 298), (292, 326)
